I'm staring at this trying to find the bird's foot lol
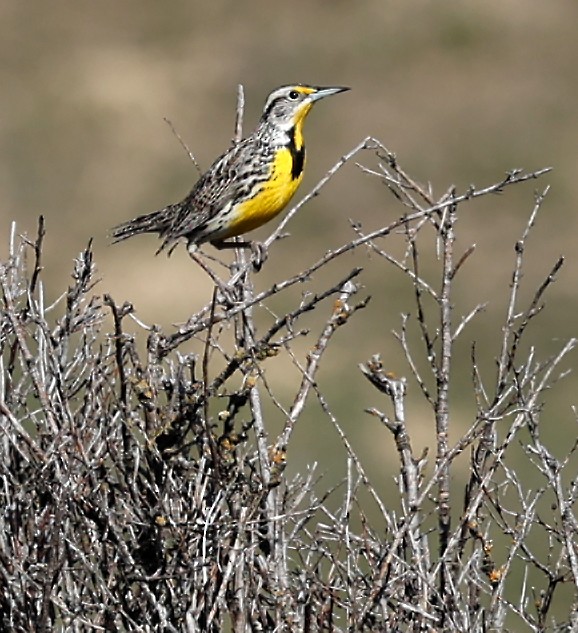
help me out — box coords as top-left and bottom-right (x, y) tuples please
(249, 241), (268, 272)
(210, 238), (268, 273)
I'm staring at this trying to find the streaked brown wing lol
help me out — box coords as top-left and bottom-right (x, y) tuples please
(165, 139), (261, 242)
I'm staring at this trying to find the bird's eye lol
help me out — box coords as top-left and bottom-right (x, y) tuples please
(288, 90), (300, 100)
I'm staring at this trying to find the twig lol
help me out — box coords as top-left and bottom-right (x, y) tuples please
(163, 116), (202, 176)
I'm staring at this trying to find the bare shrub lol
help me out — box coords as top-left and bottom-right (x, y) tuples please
(0, 137), (576, 632)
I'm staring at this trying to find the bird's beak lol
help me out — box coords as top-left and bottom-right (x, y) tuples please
(309, 86), (350, 102)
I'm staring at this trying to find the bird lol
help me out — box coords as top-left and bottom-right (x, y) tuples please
(111, 84), (349, 265)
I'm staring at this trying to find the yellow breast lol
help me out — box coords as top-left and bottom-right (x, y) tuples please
(225, 146), (304, 237)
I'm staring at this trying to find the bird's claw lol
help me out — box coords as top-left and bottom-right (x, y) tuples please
(250, 241), (268, 271)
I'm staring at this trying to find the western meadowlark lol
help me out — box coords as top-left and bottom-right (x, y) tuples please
(111, 84), (349, 263)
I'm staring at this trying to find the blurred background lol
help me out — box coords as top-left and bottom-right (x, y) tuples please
(1, 0), (576, 541)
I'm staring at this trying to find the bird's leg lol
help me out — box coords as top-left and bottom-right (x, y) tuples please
(211, 239), (268, 272)
(187, 243), (235, 306)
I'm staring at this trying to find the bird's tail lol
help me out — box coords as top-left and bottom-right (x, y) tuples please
(111, 205), (177, 244)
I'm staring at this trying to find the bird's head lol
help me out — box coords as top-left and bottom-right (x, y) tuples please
(260, 84), (349, 133)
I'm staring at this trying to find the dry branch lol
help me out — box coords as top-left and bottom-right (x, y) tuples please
(0, 141), (575, 632)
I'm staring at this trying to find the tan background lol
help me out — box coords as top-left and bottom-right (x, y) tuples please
(1, 2), (576, 502)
